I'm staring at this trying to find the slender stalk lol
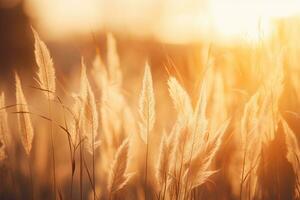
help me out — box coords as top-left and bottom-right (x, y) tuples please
(162, 173), (168, 200)
(71, 158), (74, 200)
(71, 122), (80, 200)
(145, 134), (149, 200)
(171, 142), (179, 200)
(79, 132), (83, 200)
(34, 29), (57, 200)
(82, 150), (99, 199)
(248, 173), (251, 200)
(27, 154), (34, 200)
(66, 129), (74, 199)
(92, 120), (96, 200)
(57, 97), (74, 199)
(144, 100), (150, 200)
(240, 147), (247, 200)
(47, 96), (57, 200)
(182, 124), (200, 198)
(68, 137), (74, 200)
(176, 129), (188, 200)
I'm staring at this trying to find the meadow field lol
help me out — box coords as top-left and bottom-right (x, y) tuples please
(1, 1), (300, 200)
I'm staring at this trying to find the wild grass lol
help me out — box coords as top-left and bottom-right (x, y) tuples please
(0, 28), (300, 200)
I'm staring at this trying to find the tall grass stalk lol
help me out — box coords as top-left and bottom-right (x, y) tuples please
(47, 97), (57, 199)
(57, 97), (74, 199)
(138, 63), (155, 199)
(27, 154), (34, 200)
(32, 27), (57, 199)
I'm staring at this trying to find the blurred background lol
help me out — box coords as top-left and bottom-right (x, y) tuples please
(0, 0), (300, 104)
(1, 0), (300, 76)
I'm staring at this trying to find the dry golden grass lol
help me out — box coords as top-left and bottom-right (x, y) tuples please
(15, 72), (34, 156)
(1, 27), (300, 200)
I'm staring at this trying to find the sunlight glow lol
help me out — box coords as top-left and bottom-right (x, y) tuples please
(210, 0), (300, 42)
(25, 0), (300, 43)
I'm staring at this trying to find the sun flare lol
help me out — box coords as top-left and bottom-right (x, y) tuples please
(210, 0), (300, 42)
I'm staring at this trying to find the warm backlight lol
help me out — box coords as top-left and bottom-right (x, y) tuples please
(25, 0), (300, 43)
(210, 0), (300, 42)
